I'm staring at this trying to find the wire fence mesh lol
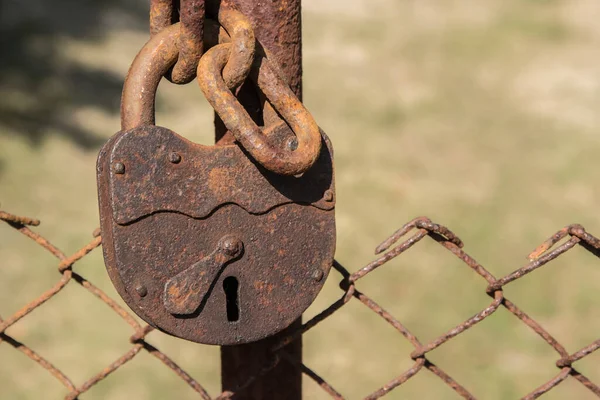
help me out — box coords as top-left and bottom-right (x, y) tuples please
(1, 210), (600, 399)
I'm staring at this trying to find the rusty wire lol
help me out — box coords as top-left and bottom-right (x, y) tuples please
(2, 210), (600, 399)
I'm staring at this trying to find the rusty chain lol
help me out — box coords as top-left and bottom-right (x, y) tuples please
(121, 6), (256, 130)
(135, 1), (322, 175)
(197, 41), (322, 176)
(2, 210), (600, 399)
(149, 0), (256, 87)
(149, 0), (256, 86)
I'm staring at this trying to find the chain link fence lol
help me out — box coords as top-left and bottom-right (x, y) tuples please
(1, 211), (600, 399)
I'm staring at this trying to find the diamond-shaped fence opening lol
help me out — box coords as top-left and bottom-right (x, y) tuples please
(0, 236), (60, 315)
(427, 307), (561, 399)
(6, 281), (135, 385)
(142, 330), (222, 395)
(352, 234), (493, 347)
(0, 334), (67, 399)
(303, 293), (415, 398)
(2, 210), (600, 399)
(504, 244), (600, 353)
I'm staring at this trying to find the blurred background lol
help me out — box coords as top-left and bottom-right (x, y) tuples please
(2, 0), (600, 398)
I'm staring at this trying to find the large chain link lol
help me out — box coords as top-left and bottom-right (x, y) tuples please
(198, 43), (322, 176)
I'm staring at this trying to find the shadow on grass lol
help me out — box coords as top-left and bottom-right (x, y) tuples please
(0, 0), (149, 150)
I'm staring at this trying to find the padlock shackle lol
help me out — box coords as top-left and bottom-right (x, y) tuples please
(121, 24), (180, 130)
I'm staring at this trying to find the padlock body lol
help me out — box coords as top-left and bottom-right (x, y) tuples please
(97, 126), (335, 345)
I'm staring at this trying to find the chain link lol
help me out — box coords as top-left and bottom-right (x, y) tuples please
(197, 41), (322, 176)
(196, 9), (321, 175)
(150, 0), (205, 84)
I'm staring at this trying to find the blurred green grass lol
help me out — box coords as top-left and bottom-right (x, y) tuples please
(2, 0), (600, 399)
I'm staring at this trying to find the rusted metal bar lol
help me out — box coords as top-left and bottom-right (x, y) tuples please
(216, 0), (303, 397)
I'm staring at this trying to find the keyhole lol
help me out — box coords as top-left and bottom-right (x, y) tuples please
(223, 276), (240, 322)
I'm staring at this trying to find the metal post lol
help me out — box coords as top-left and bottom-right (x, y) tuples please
(215, 0), (303, 398)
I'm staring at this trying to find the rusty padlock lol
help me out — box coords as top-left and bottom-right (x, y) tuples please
(97, 23), (335, 345)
